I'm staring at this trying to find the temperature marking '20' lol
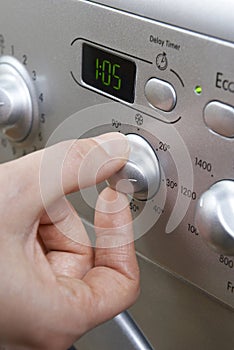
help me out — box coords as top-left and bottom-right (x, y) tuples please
(159, 141), (170, 152)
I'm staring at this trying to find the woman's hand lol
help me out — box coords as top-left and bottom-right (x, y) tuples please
(0, 132), (140, 350)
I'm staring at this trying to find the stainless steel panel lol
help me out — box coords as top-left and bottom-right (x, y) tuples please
(89, 0), (234, 42)
(0, 1), (233, 349)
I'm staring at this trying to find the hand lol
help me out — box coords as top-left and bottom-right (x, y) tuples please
(0, 133), (140, 350)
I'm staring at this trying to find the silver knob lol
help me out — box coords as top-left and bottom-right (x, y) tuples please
(108, 134), (161, 200)
(0, 56), (38, 145)
(195, 180), (234, 255)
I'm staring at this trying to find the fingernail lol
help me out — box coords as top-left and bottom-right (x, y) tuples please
(94, 132), (130, 158)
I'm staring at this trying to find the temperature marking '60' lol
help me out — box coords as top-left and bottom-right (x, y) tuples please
(129, 199), (139, 212)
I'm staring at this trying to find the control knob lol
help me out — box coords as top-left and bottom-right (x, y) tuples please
(108, 134), (161, 200)
(0, 56), (38, 145)
(195, 180), (234, 255)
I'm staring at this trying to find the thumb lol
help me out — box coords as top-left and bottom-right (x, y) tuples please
(1, 132), (129, 224)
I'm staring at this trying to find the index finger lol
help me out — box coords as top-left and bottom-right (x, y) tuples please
(1, 132), (129, 223)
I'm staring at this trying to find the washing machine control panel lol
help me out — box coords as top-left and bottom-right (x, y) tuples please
(0, 0), (233, 308)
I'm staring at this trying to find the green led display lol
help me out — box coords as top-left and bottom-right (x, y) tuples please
(82, 43), (136, 103)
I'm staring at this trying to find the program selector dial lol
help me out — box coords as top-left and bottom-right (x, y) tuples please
(108, 134), (161, 201)
(195, 180), (234, 255)
(0, 56), (39, 145)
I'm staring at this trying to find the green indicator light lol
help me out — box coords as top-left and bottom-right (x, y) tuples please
(195, 85), (203, 95)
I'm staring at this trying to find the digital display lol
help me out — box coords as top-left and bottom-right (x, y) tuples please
(82, 43), (136, 103)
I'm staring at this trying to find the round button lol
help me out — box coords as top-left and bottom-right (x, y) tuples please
(195, 180), (234, 255)
(108, 134), (161, 201)
(0, 56), (38, 145)
(145, 78), (177, 112)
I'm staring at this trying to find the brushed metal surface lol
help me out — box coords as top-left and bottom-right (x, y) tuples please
(0, 1), (233, 349)
(89, 0), (234, 42)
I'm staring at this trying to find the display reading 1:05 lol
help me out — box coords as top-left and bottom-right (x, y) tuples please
(82, 43), (136, 103)
(95, 58), (121, 90)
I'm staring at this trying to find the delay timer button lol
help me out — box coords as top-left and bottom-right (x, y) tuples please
(145, 78), (177, 112)
(204, 101), (234, 138)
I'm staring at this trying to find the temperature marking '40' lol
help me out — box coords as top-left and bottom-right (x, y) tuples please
(153, 204), (164, 215)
